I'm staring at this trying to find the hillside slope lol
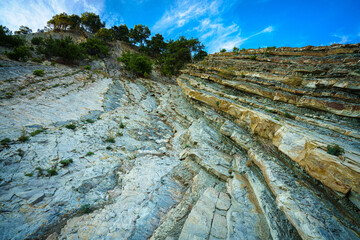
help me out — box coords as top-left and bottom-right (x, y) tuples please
(0, 43), (359, 240)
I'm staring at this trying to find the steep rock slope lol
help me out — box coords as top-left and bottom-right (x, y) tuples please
(177, 43), (360, 239)
(0, 43), (359, 240)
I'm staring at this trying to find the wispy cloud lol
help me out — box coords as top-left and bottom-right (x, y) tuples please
(153, 0), (221, 33)
(0, 0), (105, 32)
(332, 34), (350, 44)
(153, 0), (274, 53)
(196, 18), (274, 53)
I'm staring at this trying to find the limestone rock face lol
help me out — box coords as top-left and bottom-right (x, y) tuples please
(0, 43), (360, 240)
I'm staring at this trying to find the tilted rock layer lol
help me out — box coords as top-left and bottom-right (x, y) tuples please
(0, 43), (359, 240)
(177, 43), (360, 239)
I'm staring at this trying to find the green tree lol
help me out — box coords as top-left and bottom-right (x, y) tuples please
(38, 36), (85, 63)
(69, 14), (82, 32)
(81, 12), (105, 33)
(144, 33), (167, 57)
(159, 36), (204, 76)
(129, 24), (150, 46)
(47, 12), (72, 31)
(111, 24), (129, 42)
(0, 25), (25, 47)
(14, 26), (32, 35)
(95, 28), (115, 42)
(80, 37), (109, 57)
(193, 50), (208, 61)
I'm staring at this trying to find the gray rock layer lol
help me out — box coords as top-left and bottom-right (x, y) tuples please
(0, 43), (359, 240)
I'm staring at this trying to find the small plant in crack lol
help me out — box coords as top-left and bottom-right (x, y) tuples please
(86, 151), (94, 156)
(119, 122), (126, 129)
(24, 172), (33, 177)
(106, 146), (113, 150)
(1, 138), (11, 145)
(46, 169), (58, 177)
(105, 137), (115, 143)
(35, 167), (44, 176)
(17, 149), (24, 157)
(18, 129), (29, 142)
(85, 119), (95, 124)
(65, 124), (76, 130)
(80, 204), (91, 214)
(60, 158), (73, 167)
(327, 144), (344, 156)
(30, 129), (46, 136)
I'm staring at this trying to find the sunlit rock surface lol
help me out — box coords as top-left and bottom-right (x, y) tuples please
(0, 43), (359, 240)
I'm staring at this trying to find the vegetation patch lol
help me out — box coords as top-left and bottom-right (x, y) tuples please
(31, 36), (44, 45)
(46, 169), (58, 176)
(24, 172), (33, 177)
(33, 69), (45, 77)
(6, 46), (32, 61)
(18, 135), (30, 142)
(65, 124), (76, 130)
(327, 144), (344, 156)
(80, 204), (91, 214)
(86, 151), (94, 156)
(105, 137), (115, 143)
(30, 129), (46, 136)
(60, 158), (73, 167)
(118, 51), (152, 76)
(32, 58), (42, 63)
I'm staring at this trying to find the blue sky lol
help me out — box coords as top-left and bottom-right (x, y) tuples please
(0, 0), (359, 53)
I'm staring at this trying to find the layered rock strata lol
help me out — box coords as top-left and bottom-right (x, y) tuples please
(0, 43), (359, 240)
(177, 43), (360, 239)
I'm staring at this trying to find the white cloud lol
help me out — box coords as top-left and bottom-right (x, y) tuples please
(153, 0), (274, 53)
(0, 0), (105, 32)
(332, 34), (350, 44)
(196, 17), (274, 53)
(153, 0), (222, 34)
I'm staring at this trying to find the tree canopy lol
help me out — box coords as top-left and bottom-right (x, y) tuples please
(111, 24), (129, 42)
(81, 12), (105, 33)
(129, 24), (151, 46)
(14, 26), (32, 35)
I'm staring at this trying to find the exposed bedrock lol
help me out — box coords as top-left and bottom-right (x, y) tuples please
(177, 43), (360, 239)
(0, 43), (359, 240)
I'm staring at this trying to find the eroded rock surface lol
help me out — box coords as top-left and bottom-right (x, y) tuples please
(0, 43), (359, 240)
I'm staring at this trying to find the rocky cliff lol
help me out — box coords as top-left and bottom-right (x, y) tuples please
(0, 43), (359, 240)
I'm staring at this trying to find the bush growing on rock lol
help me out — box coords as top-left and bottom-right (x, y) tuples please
(60, 158), (73, 167)
(0, 25), (25, 48)
(33, 69), (45, 77)
(118, 51), (152, 76)
(6, 46), (32, 61)
(37, 36), (85, 63)
(80, 37), (109, 58)
(327, 144), (344, 156)
(80, 204), (91, 213)
(31, 36), (44, 45)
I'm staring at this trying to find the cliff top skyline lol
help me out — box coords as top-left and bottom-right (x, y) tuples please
(0, 0), (359, 53)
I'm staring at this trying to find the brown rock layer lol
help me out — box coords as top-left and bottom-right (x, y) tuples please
(178, 43), (360, 238)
